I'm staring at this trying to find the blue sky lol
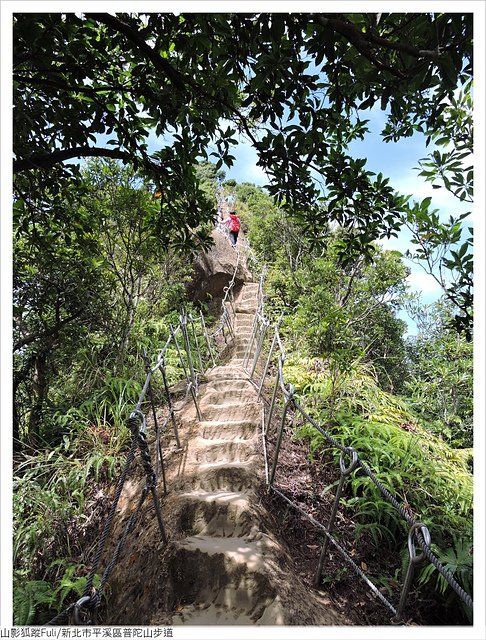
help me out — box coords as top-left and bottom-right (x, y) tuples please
(208, 104), (472, 335)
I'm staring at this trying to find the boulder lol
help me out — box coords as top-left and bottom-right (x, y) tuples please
(188, 229), (254, 308)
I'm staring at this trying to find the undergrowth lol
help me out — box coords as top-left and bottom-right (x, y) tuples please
(13, 307), (215, 624)
(283, 354), (473, 622)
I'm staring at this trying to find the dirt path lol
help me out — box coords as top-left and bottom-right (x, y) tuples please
(104, 255), (349, 626)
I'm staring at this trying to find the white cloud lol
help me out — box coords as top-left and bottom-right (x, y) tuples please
(406, 270), (443, 296)
(392, 173), (472, 219)
(225, 137), (269, 186)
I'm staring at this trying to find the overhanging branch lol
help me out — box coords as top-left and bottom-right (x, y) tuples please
(316, 14), (444, 79)
(87, 13), (187, 92)
(14, 147), (129, 173)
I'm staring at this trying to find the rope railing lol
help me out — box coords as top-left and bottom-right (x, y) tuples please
(47, 244), (244, 626)
(45, 221), (472, 625)
(243, 272), (474, 621)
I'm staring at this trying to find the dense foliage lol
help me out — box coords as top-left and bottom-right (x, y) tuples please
(12, 159), (204, 623)
(13, 11), (473, 333)
(11, 9), (474, 624)
(405, 299), (473, 448)
(236, 181), (473, 621)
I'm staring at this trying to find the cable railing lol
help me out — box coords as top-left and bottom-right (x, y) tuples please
(46, 230), (472, 625)
(242, 272), (473, 622)
(47, 248), (243, 626)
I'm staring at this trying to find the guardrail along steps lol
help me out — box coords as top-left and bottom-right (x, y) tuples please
(48, 233), (472, 626)
(158, 280), (346, 626)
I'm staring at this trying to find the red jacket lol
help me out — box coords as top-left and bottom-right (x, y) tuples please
(224, 213), (240, 232)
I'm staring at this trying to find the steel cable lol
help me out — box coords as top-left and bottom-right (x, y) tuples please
(81, 417), (139, 598)
(251, 279), (473, 613)
(47, 242), (244, 625)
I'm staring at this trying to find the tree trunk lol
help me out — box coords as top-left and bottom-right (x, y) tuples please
(118, 275), (142, 357)
(28, 349), (49, 442)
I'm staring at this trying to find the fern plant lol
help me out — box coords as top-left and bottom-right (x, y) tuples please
(13, 580), (57, 626)
(13, 566), (101, 625)
(286, 355), (473, 616)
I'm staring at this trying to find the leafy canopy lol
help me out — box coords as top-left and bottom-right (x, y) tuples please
(13, 12), (473, 328)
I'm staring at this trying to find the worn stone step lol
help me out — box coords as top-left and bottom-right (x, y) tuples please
(169, 603), (255, 625)
(200, 420), (259, 440)
(173, 490), (258, 537)
(190, 439), (256, 464)
(201, 402), (260, 422)
(173, 464), (256, 492)
(206, 366), (249, 381)
(204, 379), (254, 393)
(201, 389), (258, 405)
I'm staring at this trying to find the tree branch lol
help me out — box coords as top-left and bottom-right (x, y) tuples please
(86, 13), (187, 92)
(316, 14), (443, 79)
(14, 309), (84, 352)
(14, 147), (129, 173)
(87, 13), (264, 153)
(338, 256), (365, 309)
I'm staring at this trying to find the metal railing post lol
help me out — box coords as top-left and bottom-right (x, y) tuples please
(189, 314), (204, 372)
(189, 382), (203, 421)
(158, 357), (181, 450)
(396, 523), (431, 619)
(264, 365), (281, 437)
(226, 306), (235, 339)
(142, 348), (167, 494)
(314, 447), (358, 587)
(169, 324), (189, 383)
(200, 309), (216, 368)
(268, 384), (294, 487)
(180, 313), (197, 390)
(258, 321), (281, 399)
(250, 319), (269, 379)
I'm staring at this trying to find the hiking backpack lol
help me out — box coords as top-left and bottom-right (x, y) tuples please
(229, 215), (240, 232)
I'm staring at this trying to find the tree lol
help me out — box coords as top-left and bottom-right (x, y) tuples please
(80, 159), (170, 356)
(13, 158), (195, 448)
(13, 194), (109, 446)
(404, 299), (473, 447)
(238, 183), (410, 390)
(13, 13), (473, 333)
(398, 78), (474, 337)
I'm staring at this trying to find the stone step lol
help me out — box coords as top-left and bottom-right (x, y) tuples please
(200, 389), (258, 405)
(206, 366), (249, 381)
(200, 402), (260, 423)
(197, 458), (257, 473)
(170, 603), (255, 625)
(204, 379), (254, 393)
(235, 307), (256, 314)
(173, 464), (256, 492)
(192, 436), (255, 463)
(166, 540), (283, 623)
(190, 438), (256, 464)
(173, 490), (258, 537)
(176, 534), (278, 570)
(200, 420), (259, 441)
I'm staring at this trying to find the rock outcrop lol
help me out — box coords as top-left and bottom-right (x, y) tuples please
(189, 229), (254, 307)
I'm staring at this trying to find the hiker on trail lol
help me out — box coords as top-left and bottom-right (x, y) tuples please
(223, 209), (241, 247)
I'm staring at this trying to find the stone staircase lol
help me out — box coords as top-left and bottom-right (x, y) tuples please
(156, 281), (346, 626)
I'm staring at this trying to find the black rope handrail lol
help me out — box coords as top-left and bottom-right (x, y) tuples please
(46, 247), (246, 625)
(243, 272), (474, 617)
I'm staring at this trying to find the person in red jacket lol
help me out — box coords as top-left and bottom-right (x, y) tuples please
(223, 209), (241, 247)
